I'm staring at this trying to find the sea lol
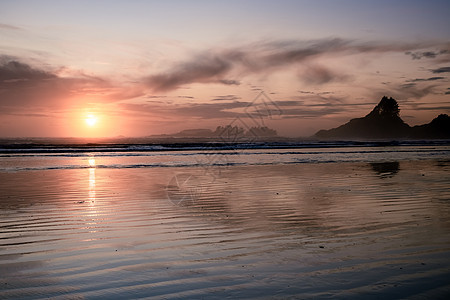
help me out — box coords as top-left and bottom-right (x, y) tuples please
(1, 139), (449, 299)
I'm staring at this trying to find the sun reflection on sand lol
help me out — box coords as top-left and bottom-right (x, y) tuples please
(85, 157), (99, 235)
(88, 158), (96, 204)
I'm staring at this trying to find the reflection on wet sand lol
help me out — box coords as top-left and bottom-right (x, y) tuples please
(88, 157), (96, 203)
(170, 162), (437, 234)
(370, 161), (400, 178)
(1, 160), (450, 298)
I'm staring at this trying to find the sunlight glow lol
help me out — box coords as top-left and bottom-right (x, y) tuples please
(85, 114), (98, 127)
(88, 158), (96, 167)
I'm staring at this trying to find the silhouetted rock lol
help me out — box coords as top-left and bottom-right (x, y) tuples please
(411, 114), (450, 139)
(315, 96), (449, 140)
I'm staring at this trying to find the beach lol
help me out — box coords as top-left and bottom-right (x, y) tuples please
(1, 146), (450, 299)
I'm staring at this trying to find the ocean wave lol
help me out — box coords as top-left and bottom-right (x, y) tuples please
(1, 142), (449, 172)
(1, 140), (449, 154)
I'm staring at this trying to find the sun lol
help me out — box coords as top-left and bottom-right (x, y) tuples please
(85, 114), (98, 127)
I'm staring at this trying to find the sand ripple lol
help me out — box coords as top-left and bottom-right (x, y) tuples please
(1, 160), (450, 299)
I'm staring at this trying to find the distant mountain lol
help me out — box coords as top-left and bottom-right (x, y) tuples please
(315, 96), (450, 140)
(214, 125), (278, 138)
(170, 125), (278, 139)
(173, 129), (214, 137)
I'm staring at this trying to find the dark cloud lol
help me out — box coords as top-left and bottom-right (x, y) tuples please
(298, 90), (335, 97)
(0, 56), (136, 113)
(249, 84), (263, 92)
(431, 67), (450, 74)
(146, 95), (167, 98)
(144, 53), (234, 92)
(144, 38), (436, 92)
(0, 58), (56, 81)
(212, 95), (241, 101)
(271, 100), (304, 106)
(218, 79), (240, 85)
(300, 64), (351, 85)
(0, 23), (21, 30)
(7, 112), (50, 117)
(400, 83), (417, 89)
(405, 50), (448, 60)
(406, 76), (445, 82)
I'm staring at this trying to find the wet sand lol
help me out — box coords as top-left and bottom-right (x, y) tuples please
(1, 160), (450, 299)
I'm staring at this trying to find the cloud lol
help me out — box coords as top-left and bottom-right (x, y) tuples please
(413, 105), (450, 110)
(0, 23), (21, 30)
(279, 107), (343, 119)
(430, 66), (450, 74)
(406, 76), (445, 82)
(212, 95), (241, 101)
(144, 53), (234, 92)
(0, 56), (138, 113)
(399, 99), (450, 111)
(373, 83), (436, 101)
(7, 112), (50, 117)
(0, 57), (55, 81)
(405, 50), (448, 60)
(146, 95), (167, 98)
(144, 38), (439, 92)
(218, 79), (240, 85)
(299, 64), (351, 85)
(121, 93), (356, 120)
(398, 85), (436, 99)
(400, 83), (417, 89)
(121, 101), (250, 119)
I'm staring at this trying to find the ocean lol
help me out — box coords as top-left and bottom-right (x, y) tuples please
(1, 140), (449, 299)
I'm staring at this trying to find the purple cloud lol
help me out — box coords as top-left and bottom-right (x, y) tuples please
(144, 38), (439, 92)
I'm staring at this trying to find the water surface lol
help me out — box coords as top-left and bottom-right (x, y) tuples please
(1, 146), (450, 299)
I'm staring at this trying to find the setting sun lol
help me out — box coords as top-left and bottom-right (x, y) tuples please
(85, 114), (98, 127)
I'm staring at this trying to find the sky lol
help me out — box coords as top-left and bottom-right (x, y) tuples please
(0, 0), (449, 138)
